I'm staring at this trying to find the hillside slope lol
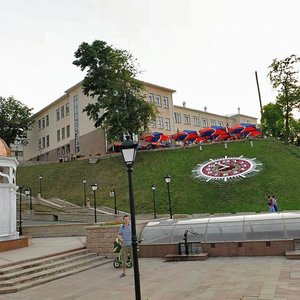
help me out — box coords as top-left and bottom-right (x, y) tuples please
(17, 139), (300, 214)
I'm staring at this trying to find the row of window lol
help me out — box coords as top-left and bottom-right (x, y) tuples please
(56, 103), (70, 121)
(148, 93), (169, 109)
(57, 125), (70, 142)
(38, 135), (50, 150)
(174, 112), (224, 127)
(150, 117), (171, 131)
(38, 115), (50, 130)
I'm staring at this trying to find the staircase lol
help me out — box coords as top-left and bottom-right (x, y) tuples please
(0, 248), (110, 294)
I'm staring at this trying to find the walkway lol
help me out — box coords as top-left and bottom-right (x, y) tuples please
(0, 237), (300, 299)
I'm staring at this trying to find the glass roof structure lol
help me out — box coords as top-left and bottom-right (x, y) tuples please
(140, 212), (300, 244)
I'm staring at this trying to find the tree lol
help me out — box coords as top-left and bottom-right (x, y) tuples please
(261, 103), (284, 138)
(268, 54), (300, 144)
(73, 40), (157, 142)
(0, 96), (34, 146)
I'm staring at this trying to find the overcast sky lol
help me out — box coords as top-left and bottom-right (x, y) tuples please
(1, 0), (300, 120)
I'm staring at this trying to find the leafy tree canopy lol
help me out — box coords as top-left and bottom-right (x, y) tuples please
(268, 54), (300, 144)
(261, 103), (284, 138)
(0, 96), (34, 146)
(73, 40), (157, 142)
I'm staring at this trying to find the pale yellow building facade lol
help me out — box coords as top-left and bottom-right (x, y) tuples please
(23, 81), (257, 162)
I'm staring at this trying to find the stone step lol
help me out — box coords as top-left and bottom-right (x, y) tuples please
(286, 250), (300, 259)
(0, 252), (97, 281)
(0, 255), (106, 288)
(0, 248), (88, 275)
(165, 253), (209, 262)
(0, 258), (111, 294)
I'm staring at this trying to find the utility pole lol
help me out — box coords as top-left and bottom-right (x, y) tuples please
(255, 71), (263, 119)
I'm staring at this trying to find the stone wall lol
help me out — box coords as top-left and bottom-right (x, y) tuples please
(85, 222), (148, 259)
(23, 223), (91, 237)
(202, 240), (294, 256)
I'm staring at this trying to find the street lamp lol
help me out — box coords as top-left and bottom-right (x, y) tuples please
(18, 186), (23, 235)
(91, 183), (98, 223)
(110, 188), (117, 215)
(120, 136), (141, 300)
(164, 175), (173, 219)
(83, 179), (87, 206)
(24, 187), (32, 212)
(151, 185), (157, 219)
(38, 175), (43, 197)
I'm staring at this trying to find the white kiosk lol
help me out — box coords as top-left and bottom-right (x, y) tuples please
(0, 138), (19, 242)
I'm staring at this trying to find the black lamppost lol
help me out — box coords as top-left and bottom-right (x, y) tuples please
(24, 187), (32, 212)
(120, 136), (141, 300)
(18, 186), (23, 235)
(83, 179), (87, 206)
(38, 175), (43, 197)
(91, 183), (98, 223)
(110, 188), (117, 215)
(164, 175), (173, 219)
(151, 185), (157, 219)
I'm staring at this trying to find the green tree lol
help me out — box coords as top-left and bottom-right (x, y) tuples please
(261, 103), (284, 138)
(0, 96), (34, 145)
(268, 54), (300, 144)
(73, 40), (157, 142)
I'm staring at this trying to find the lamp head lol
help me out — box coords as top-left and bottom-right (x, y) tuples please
(151, 185), (156, 191)
(120, 136), (138, 167)
(164, 175), (171, 184)
(24, 188), (30, 196)
(39, 176), (43, 180)
(91, 183), (98, 191)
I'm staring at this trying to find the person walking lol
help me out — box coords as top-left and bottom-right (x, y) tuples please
(118, 215), (132, 278)
(267, 195), (275, 212)
(272, 195), (278, 212)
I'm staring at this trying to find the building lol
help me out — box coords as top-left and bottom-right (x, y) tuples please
(23, 80), (257, 162)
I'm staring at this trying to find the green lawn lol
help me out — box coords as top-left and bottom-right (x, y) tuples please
(17, 139), (300, 214)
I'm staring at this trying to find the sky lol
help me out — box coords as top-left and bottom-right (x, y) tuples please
(1, 0), (300, 120)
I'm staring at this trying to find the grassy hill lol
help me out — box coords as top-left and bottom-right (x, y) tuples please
(17, 139), (300, 214)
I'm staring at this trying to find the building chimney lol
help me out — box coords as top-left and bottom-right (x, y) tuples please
(182, 101), (186, 107)
(238, 107), (240, 114)
(204, 106), (207, 112)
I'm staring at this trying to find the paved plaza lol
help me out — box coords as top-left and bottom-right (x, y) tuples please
(0, 237), (300, 300)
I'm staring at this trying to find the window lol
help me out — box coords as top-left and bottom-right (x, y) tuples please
(157, 116), (164, 129)
(174, 112), (181, 123)
(183, 114), (191, 125)
(46, 135), (49, 147)
(62, 127), (65, 140)
(210, 119), (216, 126)
(42, 137), (45, 149)
(42, 117), (45, 129)
(38, 139), (41, 150)
(38, 120), (41, 130)
(148, 93), (154, 103)
(73, 95), (80, 153)
(155, 95), (162, 107)
(56, 109), (60, 121)
(66, 125), (70, 137)
(218, 121), (223, 126)
(150, 118), (156, 128)
(61, 106), (65, 119)
(203, 119), (208, 127)
(57, 129), (60, 142)
(57, 148), (60, 157)
(193, 116), (200, 126)
(66, 103), (70, 116)
(162, 96), (169, 109)
(165, 118), (171, 131)
(46, 115), (49, 127)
